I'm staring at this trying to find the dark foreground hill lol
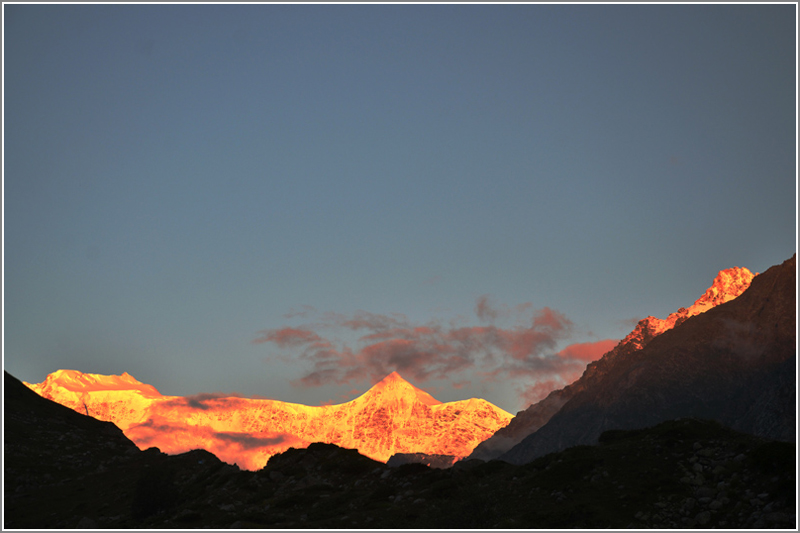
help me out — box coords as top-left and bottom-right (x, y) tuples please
(4, 370), (796, 529)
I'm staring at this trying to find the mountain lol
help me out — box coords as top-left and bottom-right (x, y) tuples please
(498, 255), (795, 465)
(6, 368), (795, 529)
(24, 370), (512, 469)
(468, 265), (757, 462)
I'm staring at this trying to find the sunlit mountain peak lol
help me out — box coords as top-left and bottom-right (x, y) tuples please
(622, 266), (757, 348)
(379, 370), (404, 383)
(689, 266), (756, 314)
(29, 369), (162, 397)
(360, 371), (443, 407)
(25, 368), (511, 470)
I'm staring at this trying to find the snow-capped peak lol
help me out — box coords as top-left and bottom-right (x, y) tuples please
(27, 369), (161, 397)
(360, 371), (443, 407)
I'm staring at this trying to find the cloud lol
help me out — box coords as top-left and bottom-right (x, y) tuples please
(213, 431), (288, 450)
(161, 393), (246, 411)
(253, 327), (323, 347)
(517, 371), (583, 408)
(475, 295), (499, 323)
(474, 296), (537, 326)
(283, 305), (317, 319)
(338, 311), (412, 332)
(256, 300), (585, 398)
(556, 339), (618, 362)
(126, 415), (302, 470)
(510, 338), (620, 408)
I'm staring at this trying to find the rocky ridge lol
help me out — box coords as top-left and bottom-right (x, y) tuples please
(621, 265), (755, 350)
(468, 265), (757, 462)
(499, 255), (795, 466)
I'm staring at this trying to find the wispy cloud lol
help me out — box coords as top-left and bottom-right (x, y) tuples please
(517, 372), (583, 407)
(338, 311), (413, 333)
(474, 295), (536, 325)
(254, 299), (611, 407)
(161, 392), (246, 411)
(513, 338), (619, 406)
(126, 414), (301, 470)
(213, 431), (288, 450)
(283, 305), (317, 320)
(555, 339), (618, 362)
(253, 327), (323, 347)
(475, 295), (499, 323)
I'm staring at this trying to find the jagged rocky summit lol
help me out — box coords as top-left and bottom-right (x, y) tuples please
(468, 265), (758, 462)
(24, 369), (512, 470)
(491, 255), (795, 466)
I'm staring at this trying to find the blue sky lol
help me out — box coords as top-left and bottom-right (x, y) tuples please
(3, 4), (796, 413)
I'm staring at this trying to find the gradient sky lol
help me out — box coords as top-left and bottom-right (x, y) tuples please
(3, 4), (796, 413)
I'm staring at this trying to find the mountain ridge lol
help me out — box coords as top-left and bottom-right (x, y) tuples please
(6, 367), (795, 529)
(467, 264), (758, 462)
(498, 254), (795, 465)
(24, 369), (512, 470)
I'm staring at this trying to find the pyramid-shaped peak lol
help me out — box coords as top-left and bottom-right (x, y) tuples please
(372, 371), (415, 391)
(367, 372), (442, 406)
(379, 371), (405, 383)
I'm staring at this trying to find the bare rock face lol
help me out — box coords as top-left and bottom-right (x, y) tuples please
(622, 265), (756, 348)
(468, 265), (758, 463)
(499, 255), (795, 466)
(24, 370), (512, 470)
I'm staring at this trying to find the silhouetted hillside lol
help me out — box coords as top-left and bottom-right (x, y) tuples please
(3, 369), (795, 529)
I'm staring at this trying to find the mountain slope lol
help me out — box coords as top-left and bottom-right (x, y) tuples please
(6, 370), (795, 529)
(499, 255), (795, 465)
(24, 370), (512, 469)
(469, 265), (757, 462)
(4, 369), (237, 528)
